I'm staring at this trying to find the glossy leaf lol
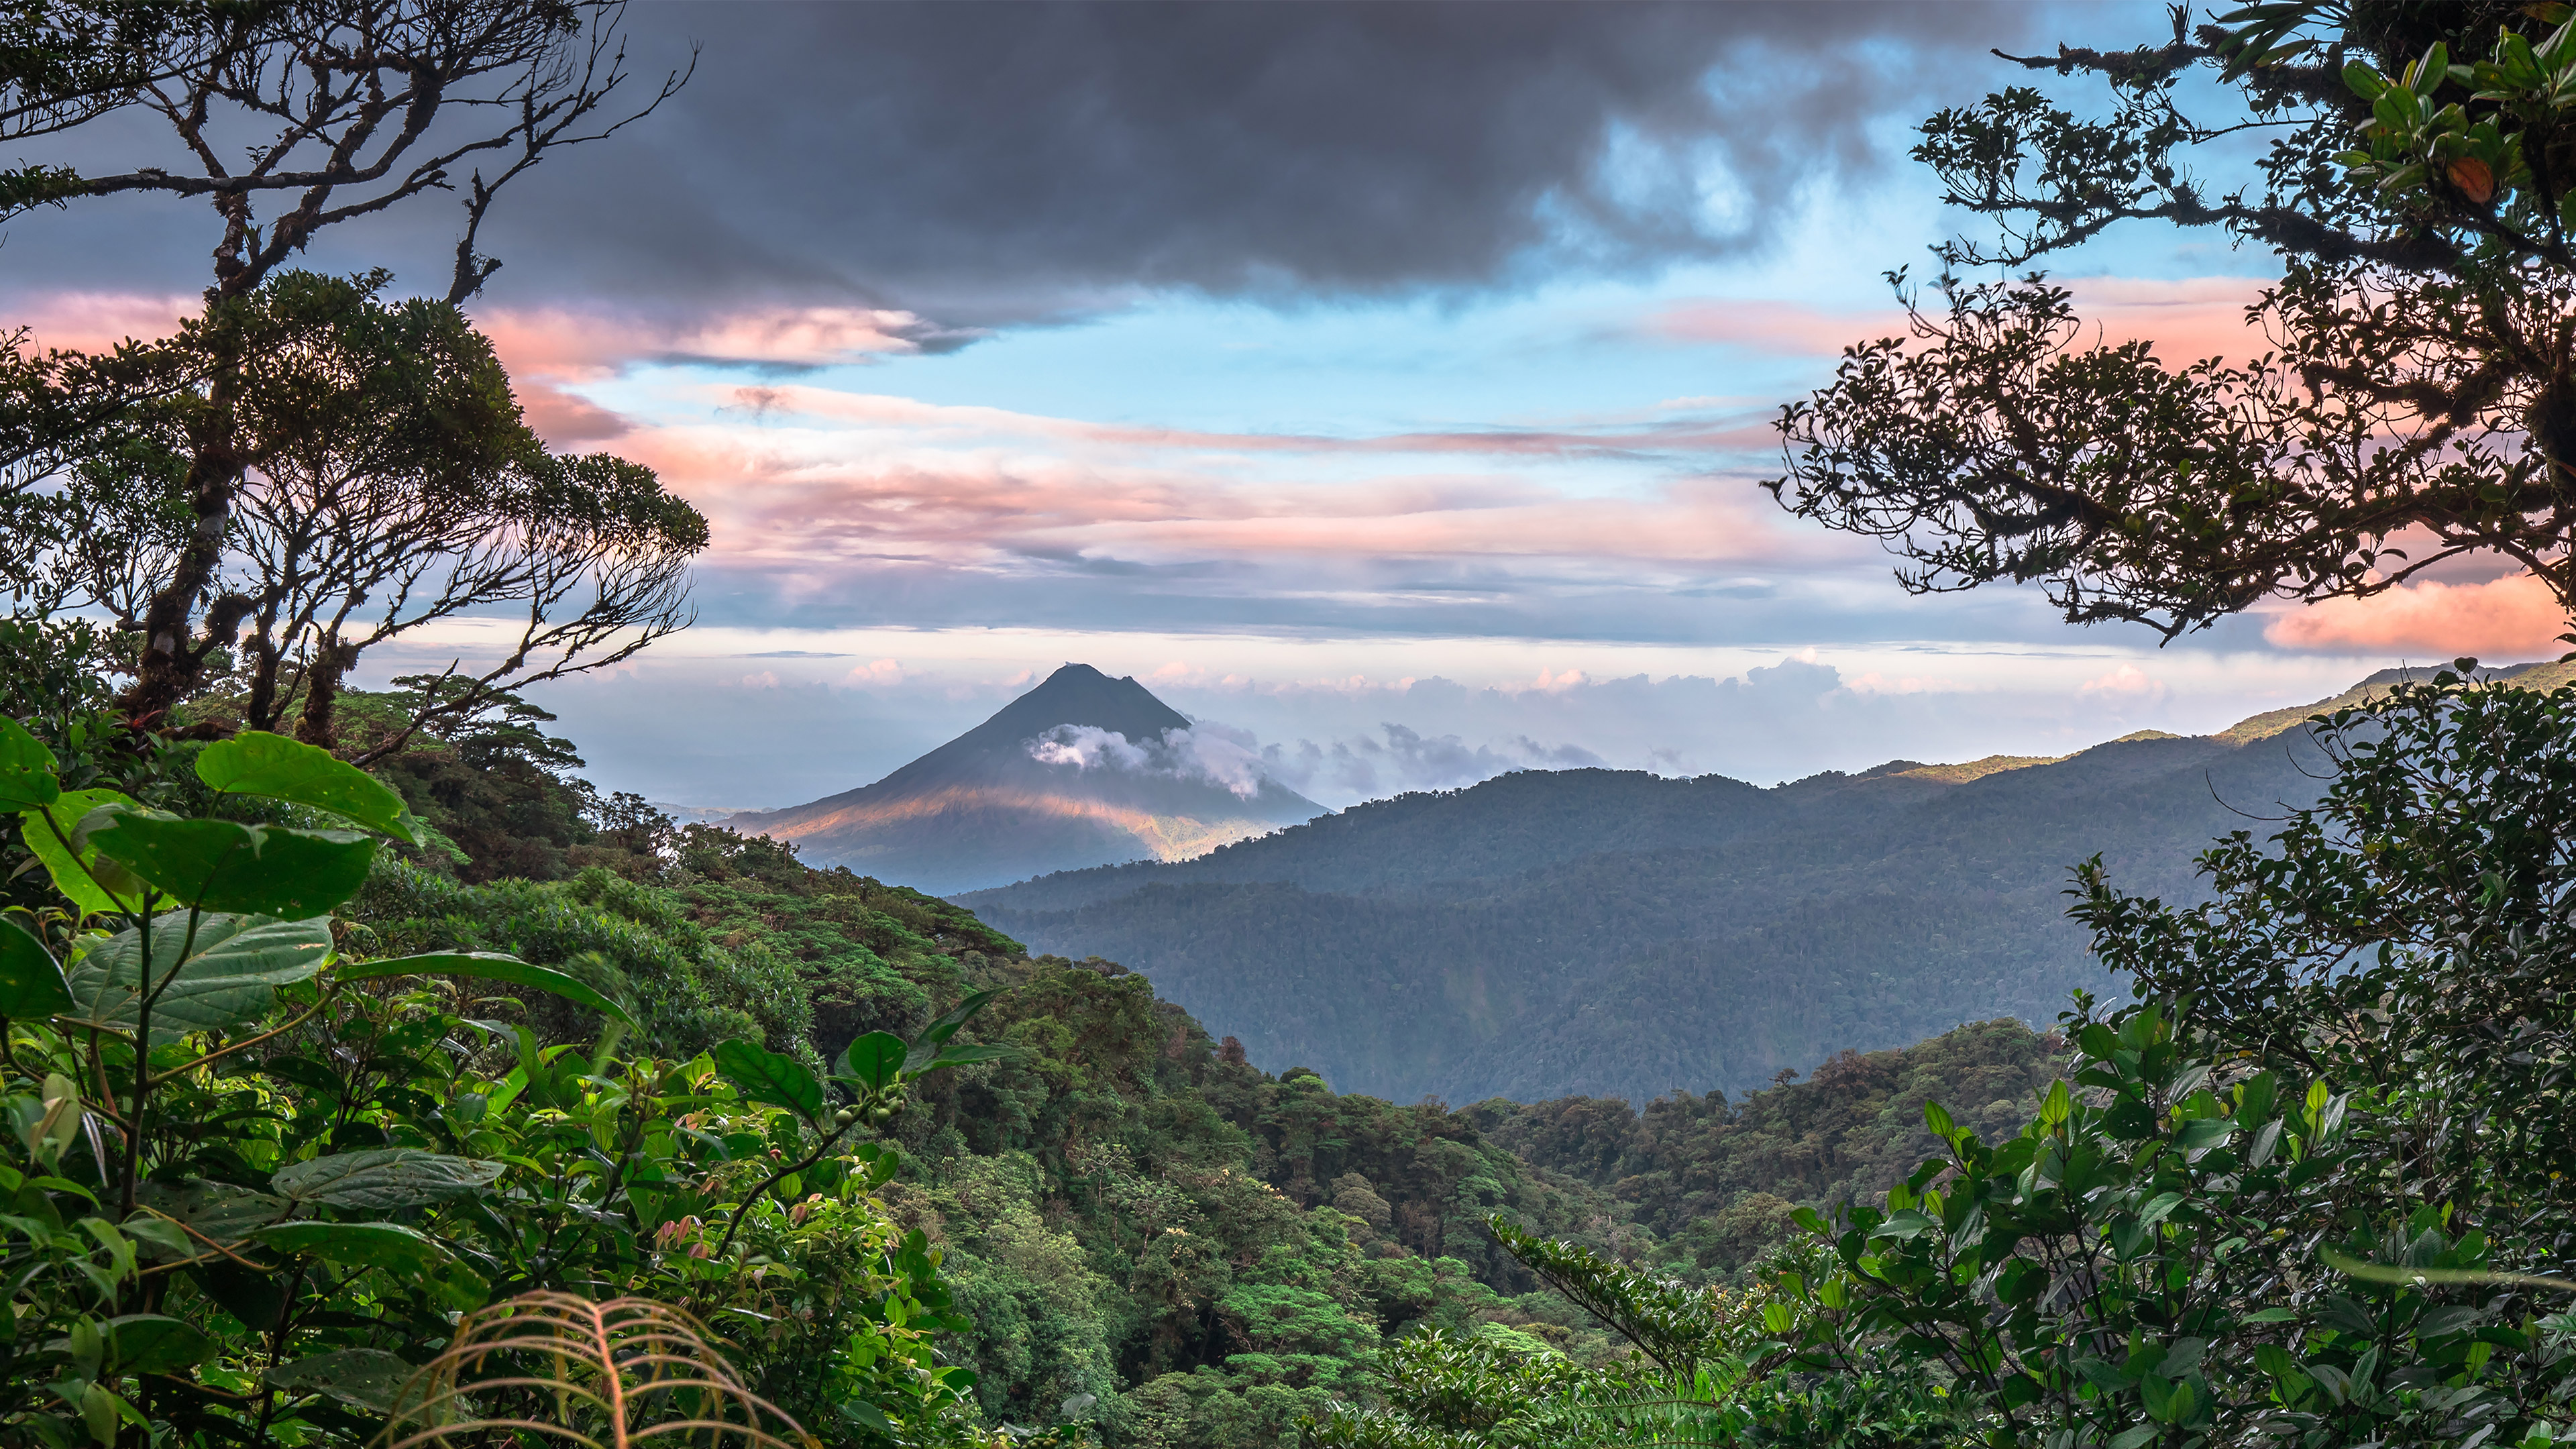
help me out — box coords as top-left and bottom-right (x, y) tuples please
(19, 788), (148, 917)
(133, 1178), (289, 1258)
(0, 714), (58, 810)
(715, 1037), (822, 1121)
(841, 1030), (906, 1092)
(61, 913), (333, 1041)
(336, 951), (637, 1028)
(272, 1149), (505, 1209)
(197, 731), (421, 843)
(0, 916), (72, 1018)
(87, 811), (376, 916)
(265, 1348), (423, 1414)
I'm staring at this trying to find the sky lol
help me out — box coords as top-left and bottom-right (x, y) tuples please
(9, 1), (2563, 810)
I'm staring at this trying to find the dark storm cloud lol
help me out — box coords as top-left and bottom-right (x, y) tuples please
(2, 3), (2040, 321)
(458, 0), (2039, 321)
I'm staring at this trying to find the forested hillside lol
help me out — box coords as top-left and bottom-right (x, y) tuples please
(963, 718), (2347, 1104)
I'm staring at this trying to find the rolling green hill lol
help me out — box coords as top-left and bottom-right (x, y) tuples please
(957, 665), (2541, 1106)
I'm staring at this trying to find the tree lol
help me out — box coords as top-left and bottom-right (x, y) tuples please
(53, 272), (707, 749)
(5, 1), (688, 714)
(1772, 3), (2576, 640)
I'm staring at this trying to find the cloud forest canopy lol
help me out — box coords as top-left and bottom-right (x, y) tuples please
(1774, 0), (2576, 639)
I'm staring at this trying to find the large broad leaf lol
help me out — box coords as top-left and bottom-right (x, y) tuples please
(336, 951), (637, 1029)
(0, 716), (58, 811)
(841, 1031), (906, 1093)
(902, 987), (1000, 1074)
(266, 1348), (424, 1414)
(271, 1149), (505, 1209)
(19, 788), (148, 917)
(61, 914), (334, 1042)
(714, 1037), (822, 1122)
(87, 812), (376, 916)
(0, 916), (73, 1018)
(133, 1178), (290, 1258)
(101, 1314), (218, 1374)
(250, 1221), (486, 1307)
(197, 732), (420, 844)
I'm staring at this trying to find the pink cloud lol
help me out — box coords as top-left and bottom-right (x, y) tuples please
(476, 306), (940, 380)
(1646, 299), (1906, 354)
(478, 306), (963, 449)
(2060, 276), (2272, 365)
(1642, 275), (2275, 366)
(602, 417), (1814, 584)
(2265, 572), (2569, 659)
(7, 291), (194, 352)
(2078, 663), (2167, 704)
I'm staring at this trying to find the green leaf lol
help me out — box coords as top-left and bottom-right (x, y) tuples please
(250, 1221), (486, 1307)
(100, 1314), (217, 1374)
(927, 1043), (1014, 1071)
(1923, 1099), (1957, 1139)
(271, 1149), (504, 1209)
(841, 1031), (906, 1092)
(2176, 1116), (2239, 1152)
(265, 1348), (423, 1415)
(717, 1038), (823, 1121)
(19, 789), (148, 916)
(2136, 1191), (2187, 1228)
(0, 715), (58, 811)
(61, 914), (333, 1042)
(0, 916), (73, 1018)
(87, 812), (376, 916)
(903, 987), (1000, 1073)
(335, 951), (637, 1028)
(2037, 1079), (2074, 1128)
(197, 731), (420, 844)
(133, 1179), (288, 1258)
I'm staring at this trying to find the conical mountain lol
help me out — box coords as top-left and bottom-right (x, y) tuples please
(726, 664), (1322, 894)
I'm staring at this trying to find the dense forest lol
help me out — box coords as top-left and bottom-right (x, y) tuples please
(11, 2), (2576, 1447)
(964, 727), (2337, 1104)
(333, 691), (2082, 1434)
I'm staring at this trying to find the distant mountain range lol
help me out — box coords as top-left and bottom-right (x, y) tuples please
(725, 664), (1322, 895)
(958, 661), (2572, 1106)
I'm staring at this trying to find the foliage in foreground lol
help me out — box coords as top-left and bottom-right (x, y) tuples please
(0, 718), (1008, 1446)
(1324, 671), (2576, 1448)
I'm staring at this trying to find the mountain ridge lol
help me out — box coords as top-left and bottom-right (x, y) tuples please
(956, 663), (2564, 1105)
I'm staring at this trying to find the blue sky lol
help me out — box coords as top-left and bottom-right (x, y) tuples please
(9, 2), (2542, 808)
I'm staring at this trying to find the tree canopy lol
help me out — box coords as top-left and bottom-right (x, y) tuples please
(1774, 1), (2576, 639)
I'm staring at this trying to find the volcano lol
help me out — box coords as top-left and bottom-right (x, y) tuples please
(724, 664), (1324, 895)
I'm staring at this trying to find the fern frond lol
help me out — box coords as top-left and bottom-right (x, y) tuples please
(375, 1291), (814, 1449)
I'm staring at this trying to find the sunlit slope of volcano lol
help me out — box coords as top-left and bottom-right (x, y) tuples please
(727, 664), (1322, 894)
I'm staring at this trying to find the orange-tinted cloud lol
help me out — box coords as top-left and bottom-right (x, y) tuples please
(2265, 572), (2568, 658)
